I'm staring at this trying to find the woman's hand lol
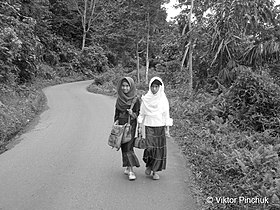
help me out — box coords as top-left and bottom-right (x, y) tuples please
(165, 126), (170, 137)
(127, 109), (136, 118)
(127, 109), (133, 115)
(138, 123), (142, 134)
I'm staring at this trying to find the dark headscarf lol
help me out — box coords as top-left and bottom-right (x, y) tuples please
(116, 77), (136, 112)
(151, 79), (162, 86)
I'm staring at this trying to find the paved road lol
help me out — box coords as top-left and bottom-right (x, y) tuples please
(0, 80), (198, 210)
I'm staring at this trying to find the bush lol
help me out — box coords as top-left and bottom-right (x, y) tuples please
(77, 46), (109, 74)
(171, 89), (280, 210)
(222, 69), (280, 133)
(0, 15), (39, 84)
(162, 60), (183, 87)
(0, 84), (45, 150)
(89, 67), (163, 97)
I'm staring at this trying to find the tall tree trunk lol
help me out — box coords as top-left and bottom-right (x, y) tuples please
(187, 0), (194, 96)
(81, 0), (88, 51)
(136, 41), (140, 84)
(180, 15), (189, 71)
(188, 42), (193, 96)
(73, 0), (98, 50)
(82, 31), (86, 51)
(145, 12), (150, 85)
(181, 42), (189, 71)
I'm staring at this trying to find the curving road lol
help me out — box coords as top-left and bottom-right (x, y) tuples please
(0, 80), (198, 210)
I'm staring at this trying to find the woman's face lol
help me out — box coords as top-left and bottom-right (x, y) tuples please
(151, 84), (160, 95)
(121, 81), (130, 94)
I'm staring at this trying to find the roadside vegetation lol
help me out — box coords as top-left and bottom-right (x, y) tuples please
(1, 0), (280, 209)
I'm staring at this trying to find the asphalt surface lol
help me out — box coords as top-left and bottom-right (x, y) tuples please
(0, 80), (198, 210)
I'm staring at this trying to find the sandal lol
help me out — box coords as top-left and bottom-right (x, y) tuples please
(152, 172), (160, 180)
(124, 167), (129, 175)
(128, 172), (136, 181)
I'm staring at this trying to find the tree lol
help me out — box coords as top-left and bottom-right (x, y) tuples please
(71, 0), (99, 50)
(145, 10), (150, 84)
(141, 0), (169, 84)
(177, 0), (280, 88)
(89, 0), (168, 84)
(180, 0), (194, 96)
(49, 0), (82, 47)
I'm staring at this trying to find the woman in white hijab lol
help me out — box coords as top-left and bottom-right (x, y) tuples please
(137, 77), (173, 180)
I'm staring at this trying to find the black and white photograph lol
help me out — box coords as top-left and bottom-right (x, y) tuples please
(0, 0), (280, 209)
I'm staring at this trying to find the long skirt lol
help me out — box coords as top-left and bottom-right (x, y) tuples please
(121, 131), (140, 168)
(143, 126), (166, 172)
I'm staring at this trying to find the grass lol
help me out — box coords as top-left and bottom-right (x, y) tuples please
(0, 75), (85, 154)
(0, 84), (45, 153)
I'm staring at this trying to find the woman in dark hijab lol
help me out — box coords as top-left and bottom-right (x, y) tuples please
(114, 77), (140, 180)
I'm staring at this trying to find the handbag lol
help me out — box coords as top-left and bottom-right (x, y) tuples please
(134, 133), (147, 149)
(121, 120), (132, 144)
(108, 97), (137, 150)
(107, 120), (125, 151)
(134, 116), (147, 149)
(121, 96), (138, 144)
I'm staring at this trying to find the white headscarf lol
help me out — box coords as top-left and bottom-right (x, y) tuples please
(141, 77), (169, 116)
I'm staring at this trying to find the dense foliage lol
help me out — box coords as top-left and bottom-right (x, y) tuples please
(171, 80), (280, 209)
(223, 69), (280, 133)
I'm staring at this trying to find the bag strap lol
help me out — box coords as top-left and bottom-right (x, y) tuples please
(127, 96), (138, 125)
(140, 115), (146, 138)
